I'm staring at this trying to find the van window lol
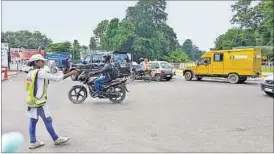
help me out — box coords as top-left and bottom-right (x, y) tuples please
(214, 53), (223, 62)
(198, 57), (211, 65)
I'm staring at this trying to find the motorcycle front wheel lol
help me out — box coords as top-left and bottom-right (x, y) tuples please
(109, 85), (127, 103)
(68, 85), (88, 104)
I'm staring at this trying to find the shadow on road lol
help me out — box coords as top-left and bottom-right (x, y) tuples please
(185, 79), (260, 86)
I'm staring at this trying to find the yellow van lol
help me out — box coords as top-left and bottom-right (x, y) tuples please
(183, 48), (262, 84)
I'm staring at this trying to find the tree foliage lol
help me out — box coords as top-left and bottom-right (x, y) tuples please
(1, 30), (52, 49)
(89, 37), (97, 50)
(72, 39), (81, 60)
(164, 48), (188, 63)
(45, 41), (72, 52)
(181, 39), (204, 60)
(93, 20), (109, 46)
(215, 0), (273, 59)
(89, 0), (206, 62)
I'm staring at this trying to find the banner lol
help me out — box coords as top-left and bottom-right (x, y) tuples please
(1, 43), (9, 67)
(45, 52), (71, 68)
(10, 48), (45, 63)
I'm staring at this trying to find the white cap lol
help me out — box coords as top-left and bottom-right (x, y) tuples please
(29, 54), (47, 62)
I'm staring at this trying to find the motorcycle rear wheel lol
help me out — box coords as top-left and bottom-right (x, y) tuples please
(109, 86), (127, 103)
(68, 85), (88, 104)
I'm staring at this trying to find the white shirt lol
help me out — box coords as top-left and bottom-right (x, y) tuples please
(26, 68), (64, 119)
(139, 61), (146, 71)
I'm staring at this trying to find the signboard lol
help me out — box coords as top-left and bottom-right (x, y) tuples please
(10, 48), (45, 63)
(1, 43), (9, 67)
(45, 52), (71, 68)
(230, 55), (248, 60)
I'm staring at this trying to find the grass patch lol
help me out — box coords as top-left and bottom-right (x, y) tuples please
(262, 67), (274, 72)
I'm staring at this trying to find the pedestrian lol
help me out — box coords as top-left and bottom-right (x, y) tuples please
(62, 57), (70, 73)
(25, 54), (79, 149)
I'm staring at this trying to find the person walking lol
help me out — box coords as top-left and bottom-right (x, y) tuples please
(25, 54), (78, 149)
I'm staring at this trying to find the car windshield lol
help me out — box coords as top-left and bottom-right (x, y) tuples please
(160, 62), (171, 69)
(148, 63), (160, 69)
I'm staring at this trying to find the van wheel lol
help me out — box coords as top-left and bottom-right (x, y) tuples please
(239, 77), (247, 83)
(184, 71), (193, 81)
(227, 73), (240, 84)
(196, 76), (203, 81)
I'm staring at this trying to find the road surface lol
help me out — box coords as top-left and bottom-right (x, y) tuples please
(2, 73), (273, 152)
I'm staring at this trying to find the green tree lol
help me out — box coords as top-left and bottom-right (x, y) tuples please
(214, 28), (256, 50)
(81, 45), (88, 50)
(112, 20), (136, 52)
(2, 30), (52, 49)
(101, 18), (120, 50)
(72, 40), (81, 60)
(164, 48), (188, 63)
(93, 20), (109, 45)
(181, 39), (193, 58)
(45, 41), (72, 52)
(93, 0), (202, 61)
(214, 0), (273, 59)
(89, 37), (97, 50)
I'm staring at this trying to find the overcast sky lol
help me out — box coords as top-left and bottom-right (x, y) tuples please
(2, 1), (236, 51)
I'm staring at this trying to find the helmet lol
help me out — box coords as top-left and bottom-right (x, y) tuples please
(103, 54), (111, 62)
(139, 58), (144, 62)
(29, 54), (46, 62)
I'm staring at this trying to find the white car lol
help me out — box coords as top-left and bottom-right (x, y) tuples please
(261, 75), (274, 97)
(21, 64), (32, 73)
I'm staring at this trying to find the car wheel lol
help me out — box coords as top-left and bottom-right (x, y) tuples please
(265, 91), (274, 97)
(227, 73), (240, 84)
(155, 74), (161, 82)
(165, 77), (171, 81)
(184, 71), (193, 81)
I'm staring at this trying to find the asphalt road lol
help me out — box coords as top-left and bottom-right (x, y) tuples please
(2, 73), (273, 152)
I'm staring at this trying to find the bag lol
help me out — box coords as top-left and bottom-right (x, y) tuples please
(110, 66), (119, 80)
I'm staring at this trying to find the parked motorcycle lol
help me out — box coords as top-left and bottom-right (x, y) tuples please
(68, 71), (129, 104)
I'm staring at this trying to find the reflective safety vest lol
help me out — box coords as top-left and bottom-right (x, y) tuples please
(25, 69), (49, 108)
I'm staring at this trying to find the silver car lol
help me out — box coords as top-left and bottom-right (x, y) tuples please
(261, 75), (274, 97)
(148, 61), (173, 81)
